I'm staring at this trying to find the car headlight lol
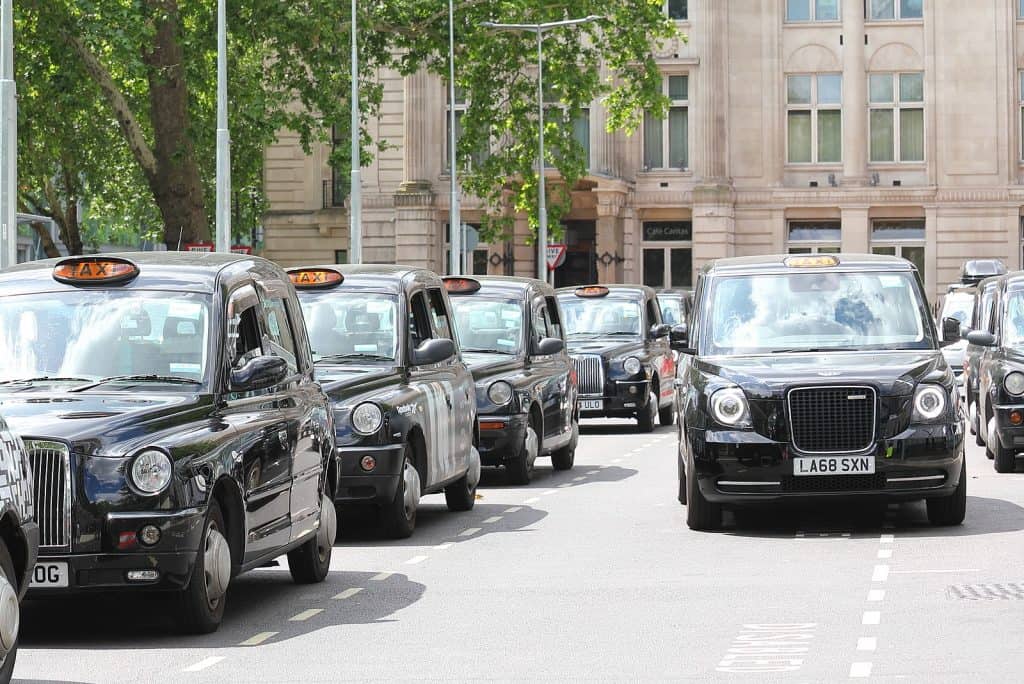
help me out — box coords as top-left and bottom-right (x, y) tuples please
(351, 402), (384, 435)
(487, 381), (514, 406)
(709, 387), (750, 427)
(130, 449), (173, 495)
(622, 356), (642, 375)
(1005, 372), (1024, 396)
(913, 385), (947, 422)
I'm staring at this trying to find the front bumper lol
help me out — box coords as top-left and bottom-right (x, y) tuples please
(578, 379), (652, 419)
(334, 443), (406, 504)
(991, 404), (1024, 451)
(478, 414), (528, 466)
(687, 421), (964, 505)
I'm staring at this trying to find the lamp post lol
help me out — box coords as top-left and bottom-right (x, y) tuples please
(480, 15), (600, 283)
(447, 0), (461, 275)
(215, 0), (231, 253)
(1, 0), (17, 267)
(349, 0), (362, 264)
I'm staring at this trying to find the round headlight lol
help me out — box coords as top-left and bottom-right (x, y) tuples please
(623, 356), (642, 375)
(130, 450), (173, 495)
(913, 385), (947, 421)
(351, 402), (384, 435)
(1005, 372), (1024, 396)
(487, 381), (514, 406)
(710, 388), (750, 427)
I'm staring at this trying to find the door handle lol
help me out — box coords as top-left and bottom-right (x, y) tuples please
(445, 395), (452, 408)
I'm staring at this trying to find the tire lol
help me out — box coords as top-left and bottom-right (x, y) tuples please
(637, 390), (657, 433)
(178, 498), (231, 634)
(677, 456), (687, 505)
(381, 449), (420, 538)
(551, 417), (577, 471)
(445, 465), (477, 512)
(926, 460), (967, 526)
(507, 424), (539, 485)
(971, 401), (984, 447)
(658, 397), (675, 427)
(992, 437), (1017, 473)
(0, 540), (19, 684)
(288, 482), (337, 584)
(685, 455), (721, 531)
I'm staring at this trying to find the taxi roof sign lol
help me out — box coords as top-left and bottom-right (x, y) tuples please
(53, 257), (140, 285)
(784, 255), (839, 268)
(441, 277), (482, 294)
(288, 268), (344, 289)
(575, 285), (610, 298)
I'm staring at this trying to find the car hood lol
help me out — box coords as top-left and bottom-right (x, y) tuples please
(941, 340), (968, 367)
(316, 364), (403, 404)
(696, 349), (948, 399)
(565, 339), (642, 358)
(462, 352), (521, 380)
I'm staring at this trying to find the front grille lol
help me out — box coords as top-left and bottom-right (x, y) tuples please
(788, 386), (876, 453)
(782, 474), (886, 492)
(26, 440), (71, 551)
(572, 355), (604, 395)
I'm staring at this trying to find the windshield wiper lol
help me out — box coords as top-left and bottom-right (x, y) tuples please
(315, 353), (393, 364)
(567, 332), (602, 338)
(768, 347), (861, 354)
(463, 348), (516, 355)
(69, 375), (203, 392)
(0, 376), (93, 386)
(604, 331), (641, 336)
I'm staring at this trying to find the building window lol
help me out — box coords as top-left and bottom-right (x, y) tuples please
(785, 0), (839, 22)
(334, 250), (348, 264)
(870, 220), (925, 279)
(641, 221), (693, 289)
(787, 221), (841, 253)
(643, 75), (689, 170)
(327, 125), (349, 208)
(868, 0), (923, 20)
(444, 223), (487, 275)
(573, 108), (591, 170)
(787, 74), (842, 164)
(869, 73), (924, 163)
(446, 87), (487, 170)
(1020, 72), (1024, 160)
(1020, 0), (1024, 19)
(665, 0), (687, 20)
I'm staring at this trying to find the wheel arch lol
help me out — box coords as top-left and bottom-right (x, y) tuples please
(210, 476), (245, 573)
(0, 511), (27, 590)
(406, 425), (428, 488)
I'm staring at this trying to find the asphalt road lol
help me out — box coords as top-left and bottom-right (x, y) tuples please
(12, 420), (1024, 683)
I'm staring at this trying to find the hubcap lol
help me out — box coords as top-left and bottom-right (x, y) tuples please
(316, 493), (337, 561)
(649, 391), (658, 421)
(402, 460), (421, 520)
(203, 522), (231, 606)
(0, 573), (18, 658)
(524, 427), (539, 469)
(467, 446), (482, 489)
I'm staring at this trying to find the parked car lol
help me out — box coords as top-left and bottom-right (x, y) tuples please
(289, 265), (480, 539)
(656, 289), (692, 327)
(960, 259), (1006, 286)
(0, 254), (337, 633)
(674, 253), (965, 531)
(444, 276), (578, 483)
(965, 276), (1003, 443)
(937, 288), (976, 390)
(0, 415), (39, 682)
(556, 285), (675, 432)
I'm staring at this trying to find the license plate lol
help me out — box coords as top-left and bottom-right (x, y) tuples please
(31, 561), (69, 588)
(579, 399), (603, 411)
(794, 456), (875, 476)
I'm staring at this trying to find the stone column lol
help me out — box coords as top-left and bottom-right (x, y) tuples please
(840, 205), (870, 253)
(841, 0), (868, 185)
(692, 184), (737, 270)
(595, 191), (626, 283)
(394, 68), (440, 269)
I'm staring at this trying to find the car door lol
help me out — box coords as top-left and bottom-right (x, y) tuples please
(645, 295), (674, 404)
(529, 295), (562, 441)
(978, 286), (1003, 427)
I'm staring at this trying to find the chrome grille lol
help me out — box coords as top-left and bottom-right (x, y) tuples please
(572, 355), (604, 395)
(26, 440), (71, 551)
(787, 386), (876, 454)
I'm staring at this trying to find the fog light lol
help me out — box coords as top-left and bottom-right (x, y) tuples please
(139, 524), (161, 546)
(360, 455), (376, 471)
(126, 570), (159, 582)
(117, 531), (137, 550)
(1011, 411), (1023, 426)
(629, 386), (638, 395)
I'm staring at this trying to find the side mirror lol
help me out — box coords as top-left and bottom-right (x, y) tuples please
(532, 336), (564, 356)
(940, 317), (962, 346)
(649, 323), (670, 339)
(966, 330), (997, 348)
(670, 323), (691, 352)
(411, 338), (456, 366)
(230, 355), (288, 393)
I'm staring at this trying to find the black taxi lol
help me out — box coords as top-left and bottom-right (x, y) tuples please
(674, 254), (965, 531)
(0, 254), (337, 633)
(556, 285), (675, 432)
(288, 265), (480, 539)
(443, 276), (578, 483)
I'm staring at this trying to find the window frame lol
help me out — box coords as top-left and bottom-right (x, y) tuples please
(785, 73), (843, 165)
(869, 72), (925, 164)
(867, 0), (924, 22)
(786, 220), (842, 254)
(445, 85), (489, 171)
(784, 0), (840, 23)
(643, 74), (690, 171)
(664, 0), (688, 21)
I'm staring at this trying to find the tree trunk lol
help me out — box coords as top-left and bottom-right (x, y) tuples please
(29, 222), (61, 259)
(142, 0), (210, 249)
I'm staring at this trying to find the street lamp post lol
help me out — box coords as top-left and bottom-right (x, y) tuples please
(215, 0), (231, 253)
(1, 0), (17, 267)
(480, 16), (600, 284)
(448, 0), (460, 275)
(349, 0), (362, 264)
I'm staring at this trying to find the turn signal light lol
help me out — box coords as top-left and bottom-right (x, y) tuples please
(1010, 411), (1023, 426)
(479, 421), (505, 430)
(360, 455), (376, 471)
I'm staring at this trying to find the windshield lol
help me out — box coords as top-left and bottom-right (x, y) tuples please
(559, 297), (643, 338)
(449, 296), (523, 354)
(0, 291), (210, 385)
(703, 271), (935, 355)
(1003, 290), (1024, 348)
(659, 297), (685, 326)
(941, 292), (974, 325)
(298, 291), (399, 362)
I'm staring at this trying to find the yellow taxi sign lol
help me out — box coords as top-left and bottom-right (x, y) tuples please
(784, 255), (839, 268)
(53, 257), (139, 285)
(287, 268), (344, 289)
(442, 277), (482, 294)
(575, 285), (610, 298)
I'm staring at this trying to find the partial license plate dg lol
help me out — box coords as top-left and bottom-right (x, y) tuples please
(793, 456), (875, 476)
(31, 561), (69, 588)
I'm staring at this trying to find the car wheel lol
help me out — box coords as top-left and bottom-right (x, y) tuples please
(0, 539), (19, 683)
(382, 449), (420, 539)
(685, 455), (721, 531)
(445, 452), (478, 512)
(178, 498), (231, 634)
(971, 401), (984, 447)
(288, 483), (337, 583)
(507, 424), (538, 485)
(551, 417), (577, 471)
(637, 390), (657, 433)
(990, 425), (1017, 474)
(658, 397), (675, 427)
(926, 459), (966, 526)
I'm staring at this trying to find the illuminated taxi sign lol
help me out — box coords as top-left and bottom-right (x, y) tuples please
(575, 286), (610, 298)
(287, 268), (344, 289)
(784, 255), (839, 268)
(53, 257), (139, 285)
(442, 277), (482, 294)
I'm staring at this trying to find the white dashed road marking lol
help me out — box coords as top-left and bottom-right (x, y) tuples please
(290, 608), (323, 622)
(850, 662), (873, 678)
(871, 565), (890, 582)
(503, 506), (522, 513)
(433, 542), (453, 550)
(573, 476), (586, 482)
(405, 555), (428, 565)
(239, 632), (278, 646)
(459, 528), (481, 537)
(857, 637), (877, 652)
(877, 549), (893, 559)
(585, 470), (599, 475)
(184, 657), (225, 672)
(482, 516), (502, 524)
(523, 497), (540, 504)
(370, 571), (393, 581)
(333, 587), (363, 600)
(862, 611), (880, 625)
(868, 589), (885, 602)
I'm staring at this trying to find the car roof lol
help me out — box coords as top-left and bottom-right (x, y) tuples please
(469, 275), (555, 297)
(291, 264), (441, 295)
(555, 284), (654, 298)
(701, 253), (916, 276)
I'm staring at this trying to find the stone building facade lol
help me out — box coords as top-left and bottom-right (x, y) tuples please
(263, 0), (1024, 300)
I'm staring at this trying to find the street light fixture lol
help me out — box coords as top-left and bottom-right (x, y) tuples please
(215, 0), (231, 253)
(1, 0), (17, 267)
(480, 15), (601, 283)
(349, 0), (362, 264)
(448, 0), (461, 275)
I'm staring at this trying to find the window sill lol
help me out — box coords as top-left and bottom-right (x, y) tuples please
(865, 19), (924, 27)
(783, 163), (843, 169)
(638, 169), (693, 178)
(867, 162), (926, 170)
(783, 21), (842, 27)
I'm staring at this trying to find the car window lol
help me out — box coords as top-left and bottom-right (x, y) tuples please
(261, 297), (299, 374)
(532, 299), (551, 341)
(981, 291), (997, 334)
(646, 298), (662, 328)
(449, 297), (523, 354)
(559, 298), (643, 338)
(298, 292), (399, 361)
(427, 288), (454, 341)
(227, 287), (263, 369)
(409, 291), (433, 350)
(545, 296), (564, 339)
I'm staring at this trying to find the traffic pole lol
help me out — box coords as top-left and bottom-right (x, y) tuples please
(0, 0), (17, 268)
(215, 0), (231, 252)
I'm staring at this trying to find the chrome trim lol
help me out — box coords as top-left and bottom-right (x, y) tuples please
(25, 439), (71, 552)
(718, 480), (782, 486)
(572, 355), (604, 396)
(886, 475), (945, 482)
(786, 385), (877, 455)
